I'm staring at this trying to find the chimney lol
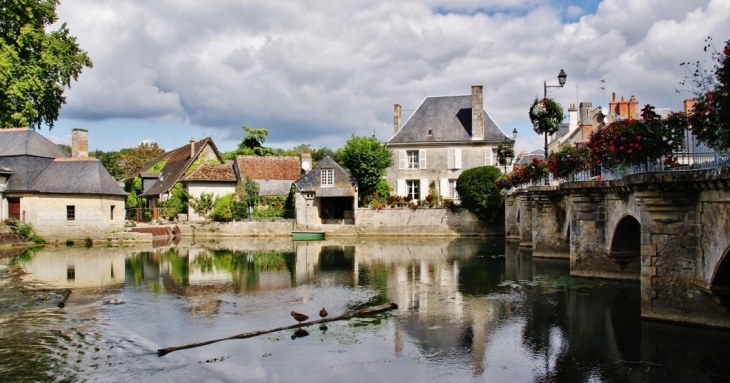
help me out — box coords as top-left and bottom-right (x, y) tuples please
(618, 96), (629, 119)
(628, 95), (638, 120)
(683, 98), (695, 114)
(471, 85), (484, 140)
(393, 104), (402, 134)
(609, 92), (618, 115)
(71, 128), (88, 158)
(568, 103), (578, 132)
(301, 152), (312, 174)
(579, 102), (592, 126)
(189, 137), (195, 159)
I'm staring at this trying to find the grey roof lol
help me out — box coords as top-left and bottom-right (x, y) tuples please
(516, 150), (545, 165)
(0, 156), (55, 191)
(257, 180), (293, 196)
(389, 95), (510, 144)
(294, 156), (356, 196)
(29, 159), (126, 195)
(0, 129), (70, 158)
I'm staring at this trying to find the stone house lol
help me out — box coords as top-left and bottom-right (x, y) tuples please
(139, 137), (224, 206)
(386, 85), (515, 203)
(180, 162), (237, 221)
(0, 128), (126, 239)
(294, 155), (357, 229)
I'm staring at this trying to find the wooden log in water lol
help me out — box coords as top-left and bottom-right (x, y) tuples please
(157, 302), (398, 356)
(57, 289), (72, 308)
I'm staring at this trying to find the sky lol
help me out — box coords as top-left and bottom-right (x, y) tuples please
(39, 0), (730, 156)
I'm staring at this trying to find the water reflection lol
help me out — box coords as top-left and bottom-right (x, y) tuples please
(1, 238), (730, 382)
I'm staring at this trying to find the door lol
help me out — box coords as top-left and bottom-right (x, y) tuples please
(8, 197), (20, 220)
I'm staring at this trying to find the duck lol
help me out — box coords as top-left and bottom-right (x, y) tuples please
(319, 307), (328, 318)
(291, 311), (309, 324)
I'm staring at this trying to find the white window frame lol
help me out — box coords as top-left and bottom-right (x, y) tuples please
(407, 150), (419, 169)
(448, 179), (459, 199)
(321, 168), (334, 187)
(406, 179), (420, 200)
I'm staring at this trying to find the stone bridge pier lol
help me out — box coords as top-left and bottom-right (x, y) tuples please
(504, 170), (730, 328)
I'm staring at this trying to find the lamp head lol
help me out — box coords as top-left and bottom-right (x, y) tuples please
(557, 69), (567, 87)
(512, 128), (518, 140)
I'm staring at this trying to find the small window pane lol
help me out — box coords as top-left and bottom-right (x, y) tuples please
(407, 151), (419, 169)
(66, 205), (75, 221)
(321, 169), (334, 187)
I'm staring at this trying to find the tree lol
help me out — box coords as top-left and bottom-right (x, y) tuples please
(236, 126), (275, 156)
(455, 166), (504, 223)
(118, 142), (165, 178)
(0, 0), (93, 129)
(681, 38), (730, 151)
(339, 133), (393, 203)
(92, 149), (125, 180)
(236, 177), (259, 218)
(189, 192), (214, 219)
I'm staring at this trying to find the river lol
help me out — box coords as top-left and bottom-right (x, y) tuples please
(1, 237), (729, 382)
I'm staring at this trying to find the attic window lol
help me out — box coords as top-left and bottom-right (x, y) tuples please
(321, 169), (334, 187)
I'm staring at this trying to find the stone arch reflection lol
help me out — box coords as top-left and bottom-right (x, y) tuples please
(609, 215), (641, 273)
(706, 246), (730, 307)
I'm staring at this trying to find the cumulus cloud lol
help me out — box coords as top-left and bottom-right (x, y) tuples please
(55, 0), (730, 153)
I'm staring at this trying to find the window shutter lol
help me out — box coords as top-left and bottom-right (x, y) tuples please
(397, 179), (406, 196)
(454, 148), (462, 169)
(399, 150), (406, 169)
(485, 148), (493, 166)
(419, 150), (427, 169)
(420, 179), (429, 199)
(447, 148), (455, 169)
(439, 179), (448, 198)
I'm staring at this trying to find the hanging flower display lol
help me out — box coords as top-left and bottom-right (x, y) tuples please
(495, 176), (510, 190)
(505, 158), (549, 187)
(587, 104), (686, 169)
(547, 144), (591, 180)
(529, 98), (564, 135)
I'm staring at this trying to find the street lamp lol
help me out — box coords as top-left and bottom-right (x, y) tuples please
(542, 69), (567, 184)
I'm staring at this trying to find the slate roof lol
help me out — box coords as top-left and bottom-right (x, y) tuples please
(140, 137), (222, 197)
(516, 150), (545, 165)
(294, 155), (356, 197)
(0, 128), (70, 158)
(29, 158), (126, 195)
(181, 162), (236, 182)
(234, 156), (301, 181)
(258, 180), (294, 196)
(0, 156), (55, 192)
(389, 95), (510, 144)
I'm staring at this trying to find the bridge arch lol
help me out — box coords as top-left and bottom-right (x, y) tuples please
(609, 214), (641, 273)
(707, 247), (730, 306)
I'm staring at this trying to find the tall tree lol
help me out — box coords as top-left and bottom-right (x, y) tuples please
(0, 0), (93, 129)
(339, 133), (393, 203)
(237, 126), (275, 156)
(118, 142), (166, 178)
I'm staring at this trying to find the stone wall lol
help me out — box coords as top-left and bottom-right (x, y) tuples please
(20, 194), (126, 240)
(177, 220), (295, 237)
(343, 207), (500, 236)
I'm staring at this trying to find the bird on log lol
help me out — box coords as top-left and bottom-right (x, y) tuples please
(291, 311), (309, 325)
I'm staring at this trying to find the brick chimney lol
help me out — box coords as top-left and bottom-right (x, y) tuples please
(189, 137), (195, 159)
(568, 103), (578, 132)
(628, 95), (638, 120)
(683, 98), (696, 114)
(471, 85), (484, 140)
(393, 104), (402, 134)
(71, 128), (88, 158)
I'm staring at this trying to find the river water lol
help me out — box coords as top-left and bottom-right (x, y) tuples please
(1, 237), (729, 382)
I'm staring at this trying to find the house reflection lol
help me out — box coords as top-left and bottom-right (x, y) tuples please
(19, 247), (126, 288)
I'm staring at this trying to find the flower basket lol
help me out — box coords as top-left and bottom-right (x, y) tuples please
(529, 98), (564, 135)
(547, 145), (591, 180)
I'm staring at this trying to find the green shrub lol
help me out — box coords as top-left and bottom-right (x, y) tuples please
(210, 194), (235, 222)
(232, 200), (248, 220)
(5, 219), (45, 244)
(66, 238), (74, 246)
(455, 166), (503, 223)
(252, 206), (285, 219)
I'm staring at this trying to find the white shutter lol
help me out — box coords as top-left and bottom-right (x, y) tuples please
(420, 179), (429, 200)
(397, 179), (406, 196)
(439, 179), (448, 198)
(399, 150), (406, 169)
(447, 148), (455, 169)
(419, 149), (427, 169)
(454, 148), (462, 169)
(485, 148), (493, 166)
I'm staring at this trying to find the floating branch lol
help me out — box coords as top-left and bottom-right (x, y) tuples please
(157, 302), (398, 356)
(57, 289), (72, 308)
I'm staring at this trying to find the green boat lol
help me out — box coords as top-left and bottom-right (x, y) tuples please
(291, 231), (325, 241)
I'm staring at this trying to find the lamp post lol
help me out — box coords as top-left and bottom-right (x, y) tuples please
(542, 69), (567, 184)
(504, 128), (517, 173)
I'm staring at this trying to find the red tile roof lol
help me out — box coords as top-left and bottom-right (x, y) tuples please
(182, 162), (236, 182)
(235, 156), (301, 180)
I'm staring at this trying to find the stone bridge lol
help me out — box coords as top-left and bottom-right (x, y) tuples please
(504, 168), (730, 328)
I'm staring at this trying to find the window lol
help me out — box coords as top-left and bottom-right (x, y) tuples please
(407, 150), (419, 169)
(448, 179), (459, 199)
(66, 205), (75, 221)
(67, 266), (75, 281)
(448, 148), (462, 169)
(321, 168), (334, 187)
(110, 205), (115, 220)
(406, 180), (420, 200)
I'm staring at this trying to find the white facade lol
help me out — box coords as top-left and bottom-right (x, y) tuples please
(185, 181), (236, 221)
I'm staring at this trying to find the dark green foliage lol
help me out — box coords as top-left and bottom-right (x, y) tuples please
(313, 147), (341, 163)
(210, 193), (235, 222)
(455, 166), (504, 223)
(157, 183), (189, 218)
(232, 200), (248, 220)
(0, 0), (93, 129)
(5, 219), (44, 244)
(339, 134), (393, 204)
(241, 177), (259, 215)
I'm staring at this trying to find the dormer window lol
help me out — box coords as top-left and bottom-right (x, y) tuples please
(321, 168), (334, 187)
